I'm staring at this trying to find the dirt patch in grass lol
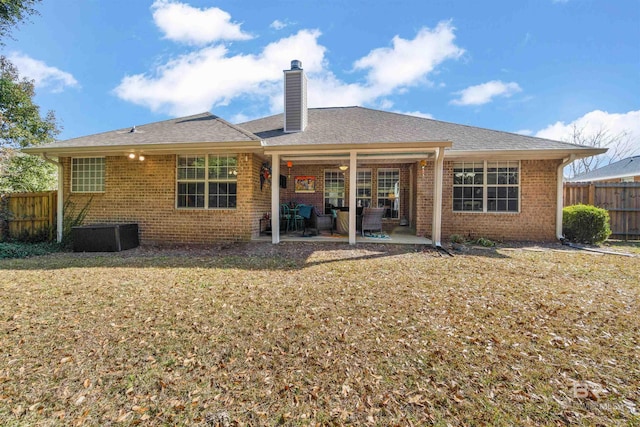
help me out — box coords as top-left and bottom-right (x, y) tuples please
(1, 242), (638, 426)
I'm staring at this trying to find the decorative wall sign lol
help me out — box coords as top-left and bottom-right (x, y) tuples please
(294, 176), (315, 193)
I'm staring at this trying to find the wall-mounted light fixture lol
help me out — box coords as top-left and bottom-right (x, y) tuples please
(420, 159), (427, 176)
(287, 161), (293, 178)
(338, 165), (348, 171)
(127, 153), (145, 161)
(138, 156), (145, 161)
(128, 153), (136, 159)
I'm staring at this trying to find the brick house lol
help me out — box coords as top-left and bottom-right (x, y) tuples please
(24, 60), (605, 246)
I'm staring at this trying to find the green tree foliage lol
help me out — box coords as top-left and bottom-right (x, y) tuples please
(1, 56), (59, 192)
(0, 0), (40, 44)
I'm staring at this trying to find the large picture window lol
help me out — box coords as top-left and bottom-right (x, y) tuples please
(177, 155), (237, 209)
(453, 161), (519, 212)
(377, 168), (400, 219)
(71, 157), (105, 193)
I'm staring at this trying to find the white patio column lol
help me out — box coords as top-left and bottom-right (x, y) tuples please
(348, 151), (357, 245)
(432, 148), (445, 247)
(271, 154), (280, 244)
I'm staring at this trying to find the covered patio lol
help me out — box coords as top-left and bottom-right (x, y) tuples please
(264, 142), (451, 246)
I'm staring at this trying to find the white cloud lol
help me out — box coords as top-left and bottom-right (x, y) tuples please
(397, 110), (434, 119)
(7, 52), (78, 92)
(535, 110), (640, 155)
(354, 21), (465, 93)
(270, 20), (287, 30)
(114, 14), (465, 117)
(450, 80), (522, 106)
(151, 0), (252, 45)
(114, 30), (326, 115)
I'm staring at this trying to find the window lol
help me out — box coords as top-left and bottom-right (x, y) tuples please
(486, 161), (519, 212)
(356, 169), (372, 208)
(324, 169), (345, 213)
(377, 168), (400, 219)
(71, 157), (105, 193)
(176, 155), (237, 209)
(453, 161), (519, 213)
(453, 162), (484, 211)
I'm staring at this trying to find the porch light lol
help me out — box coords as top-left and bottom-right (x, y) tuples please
(338, 165), (348, 171)
(128, 153), (136, 159)
(420, 159), (427, 176)
(287, 161), (293, 178)
(138, 155), (145, 161)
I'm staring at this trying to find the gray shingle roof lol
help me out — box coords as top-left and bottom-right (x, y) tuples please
(26, 113), (260, 152)
(25, 106), (603, 158)
(240, 106), (596, 152)
(568, 155), (640, 182)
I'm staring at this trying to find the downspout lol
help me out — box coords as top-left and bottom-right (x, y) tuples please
(42, 153), (63, 243)
(556, 154), (575, 241)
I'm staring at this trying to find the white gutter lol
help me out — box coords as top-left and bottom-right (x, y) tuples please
(432, 147), (445, 247)
(42, 153), (63, 243)
(556, 155), (576, 240)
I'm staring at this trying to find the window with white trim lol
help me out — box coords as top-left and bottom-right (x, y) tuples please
(71, 157), (105, 193)
(324, 169), (345, 212)
(377, 168), (400, 219)
(453, 161), (519, 212)
(176, 155), (237, 209)
(356, 169), (372, 208)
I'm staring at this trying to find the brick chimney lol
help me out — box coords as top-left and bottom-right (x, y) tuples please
(283, 59), (307, 133)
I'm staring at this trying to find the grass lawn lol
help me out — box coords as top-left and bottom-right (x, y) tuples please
(1, 242), (638, 426)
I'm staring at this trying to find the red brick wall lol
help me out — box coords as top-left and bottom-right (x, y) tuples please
(62, 154), (264, 244)
(416, 159), (560, 242)
(61, 155), (560, 244)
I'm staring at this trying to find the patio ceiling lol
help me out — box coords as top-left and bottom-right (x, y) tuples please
(266, 140), (451, 165)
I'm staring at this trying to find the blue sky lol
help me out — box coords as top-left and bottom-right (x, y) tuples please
(3, 0), (639, 154)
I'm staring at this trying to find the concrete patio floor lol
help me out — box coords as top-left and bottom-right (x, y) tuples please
(253, 226), (433, 245)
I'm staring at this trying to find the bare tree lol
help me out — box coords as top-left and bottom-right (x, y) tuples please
(567, 124), (637, 178)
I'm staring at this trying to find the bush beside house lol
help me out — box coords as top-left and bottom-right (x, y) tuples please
(563, 204), (612, 244)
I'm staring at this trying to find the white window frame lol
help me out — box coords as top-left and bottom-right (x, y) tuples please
(71, 157), (105, 193)
(377, 168), (400, 219)
(175, 154), (238, 210)
(453, 160), (520, 213)
(356, 169), (372, 208)
(324, 169), (345, 212)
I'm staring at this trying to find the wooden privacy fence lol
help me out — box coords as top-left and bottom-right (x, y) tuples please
(0, 191), (57, 241)
(564, 182), (640, 240)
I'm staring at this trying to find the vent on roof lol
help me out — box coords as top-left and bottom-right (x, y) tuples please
(284, 59), (307, 133)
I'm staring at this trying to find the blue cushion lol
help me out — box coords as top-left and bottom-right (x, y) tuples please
(298, 204), (312, 219)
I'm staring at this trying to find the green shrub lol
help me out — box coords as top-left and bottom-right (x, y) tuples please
(563, 204), (611, 244)
(472, 237), (496, 247)
(0, 241), (61, 259)
(450, 234), (466, 244)
(61, 198), (92, 248)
